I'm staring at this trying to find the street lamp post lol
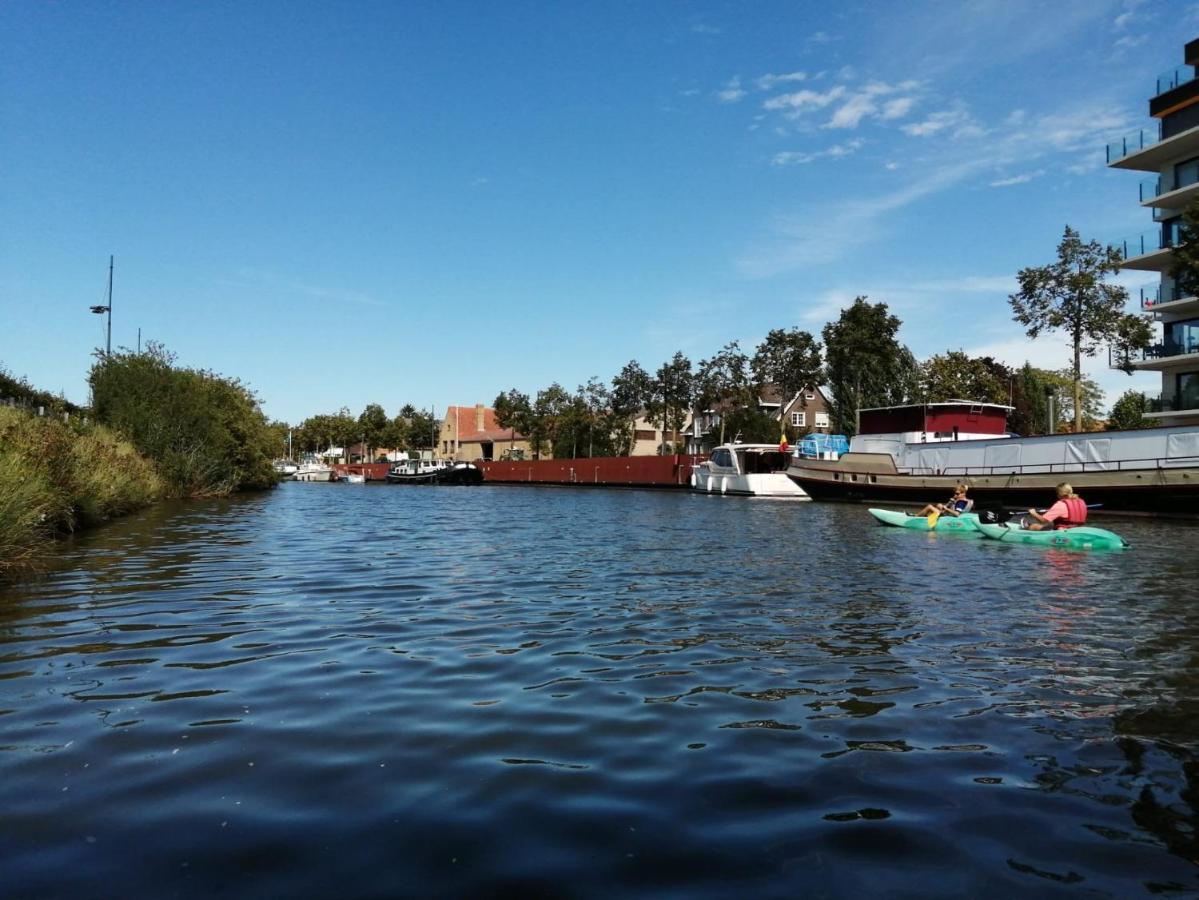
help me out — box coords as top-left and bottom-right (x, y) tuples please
(89, 255), (113, 356)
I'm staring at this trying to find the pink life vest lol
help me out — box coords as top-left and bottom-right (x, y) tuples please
(1055, 496), (1087, 529)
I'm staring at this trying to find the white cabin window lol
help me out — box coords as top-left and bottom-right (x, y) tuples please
(791, 411), (806, 427)
(814, 412), (830, 428)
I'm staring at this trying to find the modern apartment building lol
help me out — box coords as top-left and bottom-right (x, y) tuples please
(1107, 36), (1199, 425)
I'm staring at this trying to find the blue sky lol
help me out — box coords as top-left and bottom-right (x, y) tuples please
(2, 0), (1192, 423)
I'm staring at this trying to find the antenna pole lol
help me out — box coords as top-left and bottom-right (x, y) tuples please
(106, 255), (113, 356)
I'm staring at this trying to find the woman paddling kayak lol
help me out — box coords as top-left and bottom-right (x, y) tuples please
(915, 483), (973, 518)
(1022, 483), (1087, 531)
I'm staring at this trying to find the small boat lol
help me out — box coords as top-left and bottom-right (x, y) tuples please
(273, 460), (299, 479)
(293, 462), (334, 483)
(868, 508), (981, 532)
(975, 522), (1129, 550)
(385, 459), (482, 485)
(692, 442), (810, 499)
(339, 473), (366, 484)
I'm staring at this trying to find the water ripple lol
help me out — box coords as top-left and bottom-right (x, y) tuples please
(0, 484), (1197, 897)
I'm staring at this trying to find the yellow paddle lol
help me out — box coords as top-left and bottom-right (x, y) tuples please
(927, 508), (941, 529)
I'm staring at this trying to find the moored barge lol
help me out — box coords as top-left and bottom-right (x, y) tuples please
(786, 401), (1199, 514)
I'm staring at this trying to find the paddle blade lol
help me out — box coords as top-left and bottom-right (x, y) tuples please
(927, 510), (940, 529)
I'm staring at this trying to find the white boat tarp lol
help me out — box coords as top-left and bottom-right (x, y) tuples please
(910, 447), (951, 474)
(1066, 438), (1114, 471)
(982, 443), (1021, 471)
(1167, 432), (1199, 460)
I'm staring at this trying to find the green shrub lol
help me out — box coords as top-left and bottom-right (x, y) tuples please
(89, 343), (277, 497)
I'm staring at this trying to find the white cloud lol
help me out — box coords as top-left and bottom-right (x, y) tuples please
(772, 139), (864, 167)
(716, 77), (746, 104)
(822, 80), (922, 130)
(691, 23), (721, 34)
(882, 97), (915, 120)
(756, 71), (808, 91)
(763, 86), (845, 114)
(737, 158), (986, 275)
(1114, 34), (1149, 49)
(989, 169), (1045, 187)
(902, 107), (970, 137)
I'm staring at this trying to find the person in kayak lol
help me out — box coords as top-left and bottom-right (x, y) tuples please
(915, 484), (972, 517)
(1024, 482), (1087, 530)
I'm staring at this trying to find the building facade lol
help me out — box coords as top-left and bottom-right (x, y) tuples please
(1107, 36), (1199, 425)
(439, 404), (532, 461)
(682, 385), (832, 454)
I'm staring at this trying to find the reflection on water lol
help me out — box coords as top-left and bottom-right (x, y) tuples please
(1, 483), (1198, 897)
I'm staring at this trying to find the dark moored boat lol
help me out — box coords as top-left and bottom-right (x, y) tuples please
(385, 459), (482, 485)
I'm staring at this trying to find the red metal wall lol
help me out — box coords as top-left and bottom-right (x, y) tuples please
(478, 455), (705, 488)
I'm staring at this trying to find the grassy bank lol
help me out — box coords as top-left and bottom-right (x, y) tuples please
(0, 406), (163, 581)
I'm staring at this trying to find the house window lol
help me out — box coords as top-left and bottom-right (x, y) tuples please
(814, 412), (830, 428)
(804, 391), (815, 400)
(791, 411), (806, 427)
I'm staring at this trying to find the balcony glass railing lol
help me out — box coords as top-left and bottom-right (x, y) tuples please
(1111, 223), (1182, 260)
(1146, 392), (1199, 413)
(1109, 339), (1199, 367)
(1139, 168), (1199, 203)
(1138, 283), (1193, 309)
(1156, 65), (1198, 97)
(1107, 125), (1163, 164)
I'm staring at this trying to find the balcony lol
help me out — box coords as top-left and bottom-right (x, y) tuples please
(1111, 340), (1199, 371)
(1140, 282), (1199, 316)
(1144, 392), (1199, 419)
(1156, 65), (1198, 97)
(1139, 171), (1199, 214)
(1107, 123), (1199, 171)
(1112, 223), (1181, 271)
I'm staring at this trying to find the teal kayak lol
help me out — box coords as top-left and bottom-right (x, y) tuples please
(868, 508), (981, 533)
(975, 522), (1128, 550)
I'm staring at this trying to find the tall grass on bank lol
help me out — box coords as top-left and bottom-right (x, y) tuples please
(0, 406), (163, 581)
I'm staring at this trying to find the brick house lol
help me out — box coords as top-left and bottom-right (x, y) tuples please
(440, 404), (531, 461)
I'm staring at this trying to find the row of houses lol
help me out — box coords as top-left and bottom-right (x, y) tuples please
(430, 385), (833, 463)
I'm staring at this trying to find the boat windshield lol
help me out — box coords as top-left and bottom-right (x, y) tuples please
(741, 450), (789, 474)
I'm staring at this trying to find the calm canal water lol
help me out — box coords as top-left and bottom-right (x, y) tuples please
(2, 482), (1199, 898)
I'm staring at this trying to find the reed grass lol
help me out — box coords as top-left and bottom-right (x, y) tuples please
(0, 406), (163, 582)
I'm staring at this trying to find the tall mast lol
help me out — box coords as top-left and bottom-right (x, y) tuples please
(106, 255), (113, 356)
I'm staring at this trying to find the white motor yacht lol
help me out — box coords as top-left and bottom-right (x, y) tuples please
(691, 442), (810, 499)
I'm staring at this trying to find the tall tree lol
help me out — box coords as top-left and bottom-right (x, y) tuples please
(651, 353), (694, 454)
(577, 377), (611, 458)
(357, 403), (389, 459)
(822, 297), (916, 436)
(919, 351), (1012, 405)
(493, 388), (532, 459)
(1010, 225), (1152, 431)
(533, 383), (572, 458)
(751, 329), (823, 434)
(611, 360), (652, 438)
(696, 342), (756, 444)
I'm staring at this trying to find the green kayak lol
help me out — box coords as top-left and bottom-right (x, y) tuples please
(975, 522), (1129, 550)
(868, 508), (980, 533)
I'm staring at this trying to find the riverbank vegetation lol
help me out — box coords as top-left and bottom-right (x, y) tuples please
(0, 404), (163, 581)
(89, 344), (278, 496)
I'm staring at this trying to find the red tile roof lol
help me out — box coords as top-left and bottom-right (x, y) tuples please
(445, 405), (526, 442)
